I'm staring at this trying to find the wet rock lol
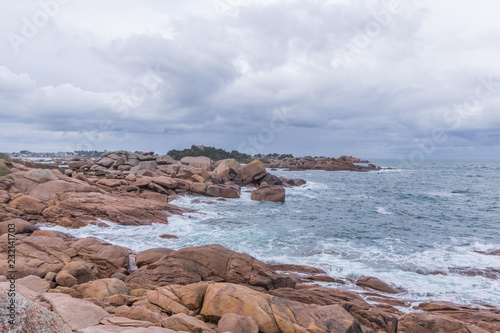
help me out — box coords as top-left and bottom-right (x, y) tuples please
(356, 276), (399, 294)
(250, 182), (285, 203)
(238, 161), (266, 185)
(0, 218), (38, 235)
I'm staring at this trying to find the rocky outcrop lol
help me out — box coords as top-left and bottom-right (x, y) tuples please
(250, 182), (286, 202)
(397, 312), (489, 333)
(0, 232), (130, 280)
(266, 156), (379, 172)
(200, 283), (363, 333)
(126, 244), (296, 290)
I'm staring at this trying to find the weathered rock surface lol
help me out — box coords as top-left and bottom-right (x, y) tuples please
(397, 312), (489, 333)
(161, 313), (214, 332)
(237, 161), (266, 185)
(250, 182), (285, 203)
(218, 313), (259, 333)
(201, 283), (362, 333)
(42, 292), (110, 331)
(75, 278), (130, 301)
(0, 288), (71, 333)
(126, 244), (295, 290)
(0, 233), (129, 280)
(135, 248), (175, 268)
(356, 276), (399, 294)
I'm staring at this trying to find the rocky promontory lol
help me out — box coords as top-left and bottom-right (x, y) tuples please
(266, 155), (380, 172)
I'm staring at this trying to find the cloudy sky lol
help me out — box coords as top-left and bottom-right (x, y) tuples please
(1, 0), (499, 159)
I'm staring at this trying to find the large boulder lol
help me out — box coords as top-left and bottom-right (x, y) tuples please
(75, 278), (130, 301)
(147, 282), (211, 316)
(42, 293), (110, 331)
(135, 248), (175, 268)
(55, 261), (97, 287)
(214, 159), (241, 179)
(180, 157), (212, 171)
(0, 288), (71, 333)
(200, 283), (362, 333)
(268, 286), (398, 333)
(157, 155), (176, 165)
(206, 184), (240, 199)
(238, 161), (266, 185)
(126, 244), (295, 290)
(0, 218), (38, 235)
(250, 183), (285, 203)
(356, 276), (398, 294)
(6, 195), (47, 215)
(131, 161), (158, 173)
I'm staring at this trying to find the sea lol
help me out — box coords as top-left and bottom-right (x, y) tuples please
(42, 159), (500, 309)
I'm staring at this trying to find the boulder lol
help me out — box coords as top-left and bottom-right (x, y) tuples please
(206, 184), (240, 199)
(32, 178), (96, 201)
(218, 313), (259, 333)
(154, 176), (179, 190)
(131, 161), (158, 173)
(356, 276), (398, 294)
(96, 157), (116, 168)
(161, 313), (214, 333)
(7, 195), (47, 214)
(180, 157), (212, 171)
(0, 218), (38, 235)
(75, 278), (129, 301)
(55, 261), (97, 287)
(135, 248), (175, 268)
(126, 244), (295, 290)
(214, 159), (241, 179)
(147, 282), (211, 316)
(0, 288), (71, 333)
(157, 155), (176, 165)
(238, 161), (266, 184)
(201, 283), (362, 333)
(397, 312), (487, 333)
(96, 179), (124, 187)
(17, 275), (50, 295)
(115, 303), (164, 324)
(42, 292), (110, 331)
(250, 183), (285, 203)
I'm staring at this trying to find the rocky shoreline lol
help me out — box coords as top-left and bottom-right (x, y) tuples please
(1, 153), (499, 332)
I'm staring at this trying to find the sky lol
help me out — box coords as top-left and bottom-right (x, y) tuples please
(0, 0), (499, 159)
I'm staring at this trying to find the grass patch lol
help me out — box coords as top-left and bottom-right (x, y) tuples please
(0, 159), (11, 177)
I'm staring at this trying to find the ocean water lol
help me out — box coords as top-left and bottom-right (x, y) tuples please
(42, 159), (500, 308)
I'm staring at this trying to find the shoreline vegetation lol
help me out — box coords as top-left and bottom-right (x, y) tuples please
(1, 150), (499, 332)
